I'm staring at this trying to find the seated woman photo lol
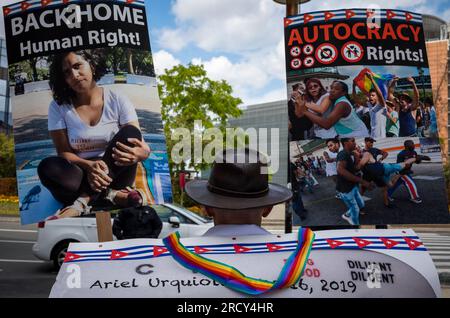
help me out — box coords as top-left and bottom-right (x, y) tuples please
(37, 50), (151, 219)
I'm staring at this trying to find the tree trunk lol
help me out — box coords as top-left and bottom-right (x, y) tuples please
(30, 58), (38, 81)
(127, 50), (134, 74)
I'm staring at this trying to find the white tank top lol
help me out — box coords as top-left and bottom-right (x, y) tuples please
(325, 150), (338, 177)
(310, 93), (337, 139)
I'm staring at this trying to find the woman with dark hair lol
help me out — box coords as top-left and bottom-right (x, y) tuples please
(38, 50), (150, 219)
(303, 78), (336, 139)
(297, 81), (369, 138)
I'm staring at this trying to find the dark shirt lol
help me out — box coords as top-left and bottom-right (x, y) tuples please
(364, 147), (382, 161)
(397, 149), (417, 175)
(290, 162), (300, 190)
(399, 109), (416, 136)
(336, 150), (359, 193)
(362, 162), (386, 187)
(288, 99), (313, 141)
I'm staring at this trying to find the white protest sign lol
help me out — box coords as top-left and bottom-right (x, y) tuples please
(49, 229), (440, 298)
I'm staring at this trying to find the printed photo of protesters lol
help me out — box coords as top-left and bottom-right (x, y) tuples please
(287, 66), (437, 142)
(289, 137), (449, 226)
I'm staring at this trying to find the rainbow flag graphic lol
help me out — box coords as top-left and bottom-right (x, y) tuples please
(354, 68), (395, 99)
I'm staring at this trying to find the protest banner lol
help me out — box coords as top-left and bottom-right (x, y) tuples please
(285, 8), (434, 141)
(285, 8), (449, 227)
(3, 0), (173, 225)
(49, 229), (440, 298)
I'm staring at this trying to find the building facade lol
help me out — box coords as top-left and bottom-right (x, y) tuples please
(0, 37), (11, 135)
(228, 101), (288, 186)
(423, 15), (449, 159)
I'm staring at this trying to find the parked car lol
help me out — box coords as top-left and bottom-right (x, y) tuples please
(32, 203), (213, 269)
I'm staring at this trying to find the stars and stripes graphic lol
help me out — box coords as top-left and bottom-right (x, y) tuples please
(63, 236), (427, 264)
(285, 9), (422, 28)
(3, 0), (145, 16)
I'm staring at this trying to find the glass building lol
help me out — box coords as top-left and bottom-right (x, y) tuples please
(228, 101), (288, 187)
(0, 36), (11, 135)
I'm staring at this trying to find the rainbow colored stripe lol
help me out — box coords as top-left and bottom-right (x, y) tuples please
(354, 67), (394, 99)
(163, 227), (315, 295)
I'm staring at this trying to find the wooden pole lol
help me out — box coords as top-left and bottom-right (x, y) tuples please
(284, 1), (300, 234)
(96, 212), (113, 242)
(286, 0), (299, 16)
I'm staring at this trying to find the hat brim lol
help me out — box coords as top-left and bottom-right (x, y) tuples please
(184, 180), (292, 210)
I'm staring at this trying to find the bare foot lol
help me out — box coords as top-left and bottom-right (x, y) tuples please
(108, 189), (144, 208)
(111, 190), (130, 207)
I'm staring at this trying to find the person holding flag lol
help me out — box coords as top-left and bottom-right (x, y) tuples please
(353, 68), (395, 138)
(365, 73), (388, 138)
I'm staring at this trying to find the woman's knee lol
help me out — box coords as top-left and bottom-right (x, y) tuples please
(117, 125), (142, 141)
(38, 156), (84, 184)
(37, 156), (62, 180)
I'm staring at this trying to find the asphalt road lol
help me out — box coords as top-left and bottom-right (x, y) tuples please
(0, 221), (56, 298)
(293, 163), (450, 227)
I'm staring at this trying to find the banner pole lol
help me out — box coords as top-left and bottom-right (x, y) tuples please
(96, 212), (113, 242)
(286, 0), (299, 16)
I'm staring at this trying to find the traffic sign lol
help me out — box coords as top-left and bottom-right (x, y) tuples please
(303, 44), (314, 55)
(290, 46), (301, 57)
(315, 43), (337, 65)
(290, 58), (302, 69)
(341, 41), (364, 63)
(303, 56), (315, 68)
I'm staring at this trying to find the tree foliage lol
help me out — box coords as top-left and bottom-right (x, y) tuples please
(158, 64), (243, 204)
(0, 133), (16, 178)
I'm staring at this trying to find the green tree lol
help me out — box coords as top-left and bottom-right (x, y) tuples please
(0, 133), (16, 178)
(158, 64), (243, 205)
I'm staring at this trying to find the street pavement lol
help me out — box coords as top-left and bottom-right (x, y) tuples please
(0, 221), (56, 298)
(1, 218), (450, 298)
(293, 163), (450, 227)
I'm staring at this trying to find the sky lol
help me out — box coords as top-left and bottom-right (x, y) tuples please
(1, 0), (450, 107)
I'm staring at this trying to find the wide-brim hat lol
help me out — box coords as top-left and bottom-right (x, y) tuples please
(185, 148), (292, 210)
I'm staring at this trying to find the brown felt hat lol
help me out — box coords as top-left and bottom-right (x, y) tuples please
(185, 148), (292, 210)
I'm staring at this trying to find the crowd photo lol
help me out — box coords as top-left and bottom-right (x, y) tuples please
(288, 67), (439, 141)
(288, 137), (450, 226)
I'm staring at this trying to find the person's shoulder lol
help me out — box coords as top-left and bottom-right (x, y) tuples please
(373, 147), (382, 153)
(336, 150), (348, 160)
(106, 88), (127, 101)
(105, 87), (119, 100)
(49, 99), (70, 114)
(397, 150), (407, 157)
(105, 88), (132, 108)
(321, 92), (330, 100)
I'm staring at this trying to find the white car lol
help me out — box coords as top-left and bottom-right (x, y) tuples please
(32, 203), (213, 269)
